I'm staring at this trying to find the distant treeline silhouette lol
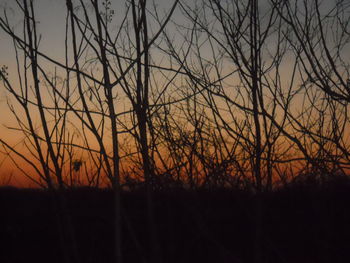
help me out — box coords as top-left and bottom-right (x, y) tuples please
(1, 0), (350, 263)
(1, 174), (349, 263)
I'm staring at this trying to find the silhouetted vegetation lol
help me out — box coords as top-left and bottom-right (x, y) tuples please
(1, 175), (349, 263)
(1, 0), (350, 262)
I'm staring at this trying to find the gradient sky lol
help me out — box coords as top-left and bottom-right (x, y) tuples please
(0, 0), (180, 186)
(1, 0), (93, 186)
(1, 0), (349, 187)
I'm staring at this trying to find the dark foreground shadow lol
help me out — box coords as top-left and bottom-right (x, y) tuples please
(0, 177), (350, 263)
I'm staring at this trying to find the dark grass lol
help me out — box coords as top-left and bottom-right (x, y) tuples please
(0, 176), (350, 263)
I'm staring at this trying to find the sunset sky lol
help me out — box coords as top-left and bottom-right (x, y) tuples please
(1, 0), (349, 188)
(0, 0), (181, 186)
(1, 3), (350, 263)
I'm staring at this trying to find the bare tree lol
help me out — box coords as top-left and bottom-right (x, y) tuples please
(1, 0), (180, 262)
(1, 0), (350, 261)
(272, 0), (350, 175)
(157, 0), (311, 261)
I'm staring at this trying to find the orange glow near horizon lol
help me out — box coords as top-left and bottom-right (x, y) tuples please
(1, 0), (350, 189)
(0, 138), (343, 189)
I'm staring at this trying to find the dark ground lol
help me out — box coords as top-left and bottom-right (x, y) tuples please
(0, 177), (350, 263)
